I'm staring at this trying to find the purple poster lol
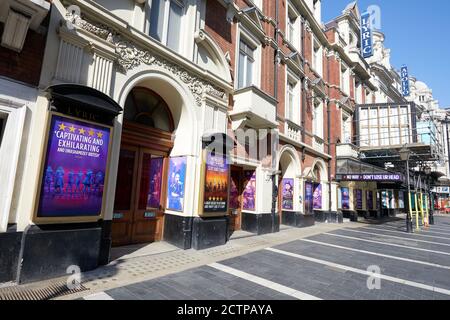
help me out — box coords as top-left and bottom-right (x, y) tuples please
(305, 182), (313, 214)
(37, 115), (111, 217)
(282, 178), (294, 210)
(367, 190), (373, 210)
(341, 188), (350, 210)
(356, 189), (363, 210)
(147, 158), (164, 208)
(313, 183), (322, 210)
(167, 157), (187, 211)
(229, 176), (239, 209)
(243, 171), (256, 211)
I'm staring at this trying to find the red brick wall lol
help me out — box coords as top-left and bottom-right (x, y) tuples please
(0, 23), (46, 86)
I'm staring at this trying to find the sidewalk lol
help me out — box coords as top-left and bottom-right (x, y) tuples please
(1, 221), (364, 300)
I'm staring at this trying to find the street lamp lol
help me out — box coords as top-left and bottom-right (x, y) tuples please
(423, 167), (435, 225)
(399, 146), (414, 233)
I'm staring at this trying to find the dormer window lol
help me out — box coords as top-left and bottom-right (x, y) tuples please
(148, 0), (184, 52)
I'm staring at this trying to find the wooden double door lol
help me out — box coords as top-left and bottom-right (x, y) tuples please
(228, 166), (244, 234)
(112, 145), (168, 246)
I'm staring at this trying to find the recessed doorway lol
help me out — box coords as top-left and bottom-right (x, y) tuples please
(112, 87), (174, 247)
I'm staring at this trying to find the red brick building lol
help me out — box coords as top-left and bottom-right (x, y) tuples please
(0, 0), (405, 284)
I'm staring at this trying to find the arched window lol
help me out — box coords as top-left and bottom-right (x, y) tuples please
(124, 87), (174, 132)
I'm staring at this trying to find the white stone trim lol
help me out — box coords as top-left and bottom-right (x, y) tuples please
(0, 79), (35, 232)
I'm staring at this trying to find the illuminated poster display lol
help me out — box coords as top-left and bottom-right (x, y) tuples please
(203, 152), (229, 213)
(243, 171), (256, 211)
(282, 178), (294, 210)
(313, 183), (322, 210)
(167, 157), (187, 211)
(37, 115), (111, 217)
(305, 182), (313, 214)
(341, 188), (350, 210)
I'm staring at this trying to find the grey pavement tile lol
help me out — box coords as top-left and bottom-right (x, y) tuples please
(227, 293), (257, 300)
(207, 285), (241, 299)
(107, 287), (144, 300)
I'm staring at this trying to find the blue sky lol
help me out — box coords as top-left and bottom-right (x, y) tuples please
(322, 0), (450, 108)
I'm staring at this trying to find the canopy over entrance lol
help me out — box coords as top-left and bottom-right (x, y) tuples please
(46, 84), (123, 125)
(336, 158), (405, 183)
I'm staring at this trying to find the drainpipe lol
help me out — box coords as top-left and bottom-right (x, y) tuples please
(274, 0), (279, 100)
(326, 52), (332, 221)
(271, 0), (280, 233)
(301, 17), (306, 144)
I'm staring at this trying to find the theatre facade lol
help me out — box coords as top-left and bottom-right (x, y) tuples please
(0, 0), (375, 284)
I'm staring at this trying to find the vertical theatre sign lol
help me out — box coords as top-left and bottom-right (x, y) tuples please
(360, 11), (374, 59)
(36, 114), (112, 220)
(401, 65), (410, 97)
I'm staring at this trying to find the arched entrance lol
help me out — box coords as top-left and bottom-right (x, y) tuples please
(277, 146), (301, 224)
(112, 87), (174, 246)
(304, 159), (328, 219)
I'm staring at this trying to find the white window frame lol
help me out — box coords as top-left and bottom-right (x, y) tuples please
(286, 1), (301, 52)
(146, 0), (185, 52)
(312, 38), (322, 77)
(341, 62), (350, 95)
(286, 68), (301, 124)
(235, 25), (261, 89)
(313, 99), (323, 139)
(0, 79), (29, 232)
(355, 79), (363, 104)
(342, 112), (352, 144)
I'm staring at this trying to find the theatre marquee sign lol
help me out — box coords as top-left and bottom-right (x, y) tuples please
(337, 174), (403, 182)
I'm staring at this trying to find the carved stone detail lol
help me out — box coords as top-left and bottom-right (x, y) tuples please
(65, 12), (226, 105)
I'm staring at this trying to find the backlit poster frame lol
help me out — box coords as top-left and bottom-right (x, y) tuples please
(305, 181), (314, 214)
(198, 150), (230, 217)
(281, 178), (294, 210)
(341, 187), (350, 210)
(166, 156), (187, 212)
(33, 112), (113, 224)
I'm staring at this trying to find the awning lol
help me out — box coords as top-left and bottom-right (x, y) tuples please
(336, 158), (405, 183)
(46, 84), (123, 116)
